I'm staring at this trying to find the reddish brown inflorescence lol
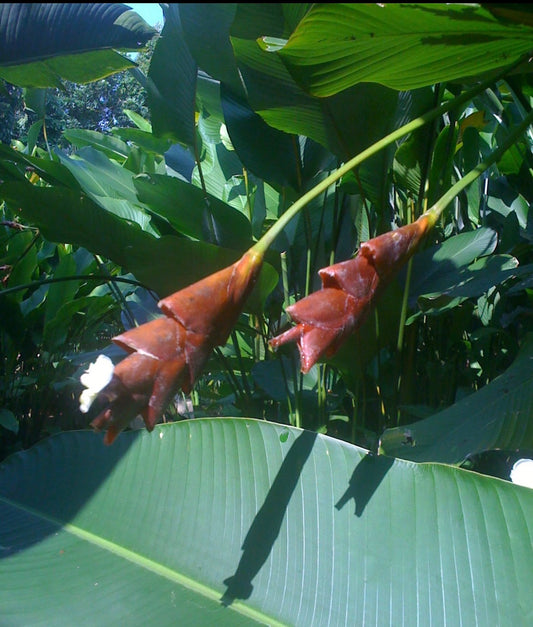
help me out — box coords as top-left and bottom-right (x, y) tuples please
(84, 250), (263, 444)
(270, 216), (432, 373)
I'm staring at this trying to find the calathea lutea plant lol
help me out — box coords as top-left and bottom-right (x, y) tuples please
(80, 68), (533, 445)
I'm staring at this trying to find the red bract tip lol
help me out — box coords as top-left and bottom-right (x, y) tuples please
(270, 216), (431, 373)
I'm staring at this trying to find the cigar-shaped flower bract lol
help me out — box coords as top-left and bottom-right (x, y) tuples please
(82, 250), (263, 444)
(270, 215), (433, 373)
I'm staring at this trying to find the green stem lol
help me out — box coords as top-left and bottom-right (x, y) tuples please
(280, 251), (290, 309)
(250, 61), (524, 257)
(397, 258), (413, 354)
(0, 274), (155, 298)
(395, 256), (413, 426)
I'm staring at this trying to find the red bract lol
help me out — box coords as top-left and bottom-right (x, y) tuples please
(270, 216), (432, 374)
(88, 250), (263, 444)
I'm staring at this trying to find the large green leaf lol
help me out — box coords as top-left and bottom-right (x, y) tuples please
(178, 3), (306, 189)
(0, 3), (156, 88)
(180, 3), (245, 98)
(62, 129), (132, 162)
(381, 333), (533, 463)
(54, 147), (157, 234)
(0, 172), (277, 309)
(220, 87), (304, 190)
(274, 4), (533, 95)
(181, 1), (426, 201)
(1, 419), (532, 625)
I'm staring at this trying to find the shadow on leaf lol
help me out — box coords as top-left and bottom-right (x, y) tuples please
(335, 452), (394, 516)
(221, 429), (317, 605)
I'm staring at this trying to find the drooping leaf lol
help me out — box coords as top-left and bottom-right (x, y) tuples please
(221, 87), (303, 190)
(179, 3), (245, 98)
(381, 333), (533, 463)
(146, 4), (197, 145)
(1, 420), (532, 625)
(0, 3), (156, 88)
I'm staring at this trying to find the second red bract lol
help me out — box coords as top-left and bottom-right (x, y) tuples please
(270, 216), (432, 373)
(90, 250), (263, 444)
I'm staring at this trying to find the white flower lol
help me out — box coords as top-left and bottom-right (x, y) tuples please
(79, 355), (115, 413)
(510, 458), (533, 489)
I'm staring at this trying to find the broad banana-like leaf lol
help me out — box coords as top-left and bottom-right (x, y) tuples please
(1, 419), (532, 625)
(274, 4), (533, 95)
(62, 129), (132, 162)
(381, 333), (533, 463)
(0, 3), (156, 88)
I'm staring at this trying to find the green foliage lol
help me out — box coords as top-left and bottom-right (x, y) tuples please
(2, 37), (157, 149)
(0, 3), (156, 88)
(1, 3), (533, 622)
(0, 2), (532, 455)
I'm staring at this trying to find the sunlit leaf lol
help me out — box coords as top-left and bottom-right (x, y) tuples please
(275, 4), (533, 96)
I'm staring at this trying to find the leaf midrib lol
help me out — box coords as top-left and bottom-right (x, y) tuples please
(0, 495), (284, 627)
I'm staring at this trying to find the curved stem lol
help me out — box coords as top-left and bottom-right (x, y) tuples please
(0, 274), (156, 298)
(250, 60), (526, 257)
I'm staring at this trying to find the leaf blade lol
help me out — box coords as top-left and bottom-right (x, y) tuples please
(276, 4), (533, 95)
(1, 420), (532, 625)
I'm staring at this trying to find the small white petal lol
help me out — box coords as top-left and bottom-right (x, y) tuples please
(80, 355), (114, 391)
(510, 458), (533, 489)
(79, 355), (114, 413)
